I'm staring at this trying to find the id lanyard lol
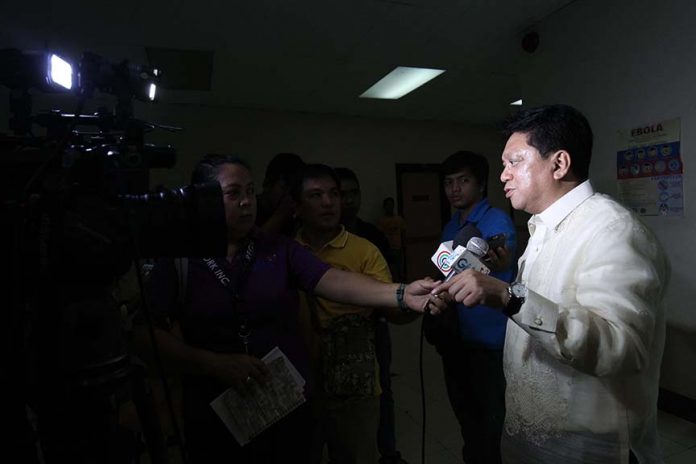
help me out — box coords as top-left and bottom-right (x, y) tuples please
(202, 239), (256, 354)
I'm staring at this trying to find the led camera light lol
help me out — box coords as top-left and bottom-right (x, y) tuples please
(48, 54), (74, 90)
(0, 49), (75, 92)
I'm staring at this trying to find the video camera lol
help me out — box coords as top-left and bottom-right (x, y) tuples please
(1, 48), (226, 463)
(1, 48), (227, 267)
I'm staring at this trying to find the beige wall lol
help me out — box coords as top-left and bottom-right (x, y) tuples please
(520, 0), (696, 398)
(136, 103), (510, 222)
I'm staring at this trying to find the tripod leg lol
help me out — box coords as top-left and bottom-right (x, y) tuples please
(130, 363), (171, 464)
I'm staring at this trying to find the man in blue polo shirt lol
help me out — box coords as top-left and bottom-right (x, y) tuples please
(430, 150), (517, 464)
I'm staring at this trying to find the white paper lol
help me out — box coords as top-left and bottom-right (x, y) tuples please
(210, 347), (306, 446)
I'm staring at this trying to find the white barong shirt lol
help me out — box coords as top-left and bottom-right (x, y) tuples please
(503, 181), (669, 464)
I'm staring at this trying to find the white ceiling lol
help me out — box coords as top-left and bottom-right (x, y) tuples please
(1, 0), (577, 126)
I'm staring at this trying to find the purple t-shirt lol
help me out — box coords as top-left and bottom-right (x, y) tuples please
(146, 227), (330, 391)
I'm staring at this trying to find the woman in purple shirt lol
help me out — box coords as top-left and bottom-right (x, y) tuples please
(136, 154), (443, 463)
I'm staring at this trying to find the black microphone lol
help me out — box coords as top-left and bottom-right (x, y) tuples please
(453, 224), (482, 249)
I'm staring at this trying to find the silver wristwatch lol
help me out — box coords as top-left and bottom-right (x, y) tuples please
(504, 281), (527, 317)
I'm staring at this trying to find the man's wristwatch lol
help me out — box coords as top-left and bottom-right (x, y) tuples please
(504, 281), (527, 317)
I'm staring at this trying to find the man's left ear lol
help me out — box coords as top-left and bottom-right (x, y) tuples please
(552, 150), (572, 180)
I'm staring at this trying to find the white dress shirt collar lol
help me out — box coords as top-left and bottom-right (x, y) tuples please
(534, 180), (594, 231)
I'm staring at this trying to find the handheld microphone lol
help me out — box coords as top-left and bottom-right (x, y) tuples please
(453, 224), (481, 249)
(446, 237), (490, 280)
(466, 236), (489, 258)
(431, 225), (490, 279)
(431, 224), (479, 274)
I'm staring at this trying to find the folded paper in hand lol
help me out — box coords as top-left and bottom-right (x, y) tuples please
(210, 346), (306, 446)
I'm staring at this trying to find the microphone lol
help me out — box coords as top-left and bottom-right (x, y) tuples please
(431, 225), (490, 280)
(431, 224), (479, 275)
(446, 237), (490, 279)
(453, 224), (481, 249)
(466, 236), (489, 258)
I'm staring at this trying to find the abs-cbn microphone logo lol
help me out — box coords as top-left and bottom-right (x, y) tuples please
(436, 249), (453, 272)
(432, 241), (456, 273)
(431, 238), (491, 280)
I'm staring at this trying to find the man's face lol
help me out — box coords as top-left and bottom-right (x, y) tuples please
(298, 176), (341, 232)
(500, 132), (558, 214)
(443, 168), (482, 210)
(339, 178), (361, 222)
(216, 163), (257, 240)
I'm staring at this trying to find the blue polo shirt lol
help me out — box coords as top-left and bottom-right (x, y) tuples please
(441, 199), (517, 349)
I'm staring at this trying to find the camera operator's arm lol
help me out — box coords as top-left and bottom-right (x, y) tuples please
(133, 326), (269, 391)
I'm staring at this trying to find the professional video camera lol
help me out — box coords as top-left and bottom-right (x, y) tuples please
(1, 48), (226, 463)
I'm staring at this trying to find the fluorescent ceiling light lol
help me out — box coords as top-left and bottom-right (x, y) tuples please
(360, 66), (445, 99)
(510, 99), (523, 106)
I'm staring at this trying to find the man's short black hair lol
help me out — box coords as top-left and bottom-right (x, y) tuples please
(263, 152), (305, 188)
(503, 104), (593, 180)
(334, 167), (360, 188)
(191, 153), (250, 184)
(291, 163), (341, 201)
(441, 150), (490, 198)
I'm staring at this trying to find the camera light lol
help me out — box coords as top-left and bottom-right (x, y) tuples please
(148, 83), (157, 101)
(48, 54), (73, 90)
(0, 49), (75, 92)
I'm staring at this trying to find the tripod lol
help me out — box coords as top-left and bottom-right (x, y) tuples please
(24, 285), (171, 464)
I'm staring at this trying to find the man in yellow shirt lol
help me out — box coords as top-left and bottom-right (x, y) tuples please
(294, 164), (418, 464)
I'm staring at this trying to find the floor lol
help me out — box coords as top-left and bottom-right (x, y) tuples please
(144, 319), (696, 464)
(386, 320), (696, 464)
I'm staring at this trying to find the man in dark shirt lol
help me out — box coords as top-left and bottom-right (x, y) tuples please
(334, 168), (392, 261)
(335, 167), (408, 464)
(256, 152), (305, 236)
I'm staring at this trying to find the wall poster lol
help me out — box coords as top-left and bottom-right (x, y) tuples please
(616, 118), (684, 216)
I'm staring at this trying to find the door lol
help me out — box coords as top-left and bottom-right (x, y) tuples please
(396, 164), (449, 281)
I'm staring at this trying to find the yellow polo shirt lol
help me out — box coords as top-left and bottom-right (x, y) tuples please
(296, 226), (392, 396)
(296, 226), (392, 325)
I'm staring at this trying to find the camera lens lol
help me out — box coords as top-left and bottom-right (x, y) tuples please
(120, 182), (227, 258)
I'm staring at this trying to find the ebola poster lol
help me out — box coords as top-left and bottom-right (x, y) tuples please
(616, 118), (684, 216)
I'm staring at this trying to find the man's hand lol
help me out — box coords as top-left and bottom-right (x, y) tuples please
(404, 277), (448, 314)
(433, 269), (509, 309)
(484, 244), (512, 273)
(206, 352), (271, 392)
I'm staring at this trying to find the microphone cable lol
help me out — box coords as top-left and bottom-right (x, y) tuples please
(419, 315), (427, 464)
